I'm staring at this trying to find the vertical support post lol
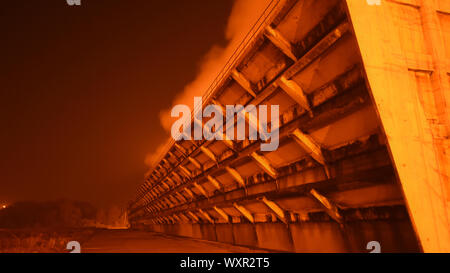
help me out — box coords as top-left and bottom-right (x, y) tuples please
(346, 0), (450, 252)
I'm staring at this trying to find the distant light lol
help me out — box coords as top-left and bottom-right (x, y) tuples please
(1, 205), (6, 209)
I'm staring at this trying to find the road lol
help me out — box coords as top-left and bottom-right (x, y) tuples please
(82, 230), (267, 253)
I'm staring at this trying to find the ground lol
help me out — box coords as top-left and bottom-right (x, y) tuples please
(82, 229), (267, 253)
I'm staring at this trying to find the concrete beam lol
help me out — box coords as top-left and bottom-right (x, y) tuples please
(188, 157), (202, 169)
(209, 99), (237, 151)
(172, 214), (182, 223)
(309, 188), (343, 224)
(207, 175), (223, 192)
(291, 128), (331, 178)
(222, 134), (236, 150)
(233, 203), (255, 224)
(162, 197), (174, 207)
(153, 187), (161, 195)
(264, 25), (297, 61)
(148, 205), (156, 213)
(150, 191), (157, 199)
(251, 152), (278, 179)
(166, 216), (176, 224)
(161, 181), (170, 191)
(231, 69), (257, 97)
(226, 166), (246, 188)
(162, 158), (171, 167)
(166, 177), (176, 187)
(178, 213), (190, 223)
(184, 188), (195, 199)
(187, 211), (200, 223)
(173, 171), (183, 182)
(214, 206), (230, 223)
(259, 196), (287, 224)
(283, 22), (350, 80)
(193, 182), (209, 198)
(174, 143), (187, 155)
(179, 165), (192, 178)
(154, 202), (163, 211)
(168, 151), (176, 159)
(169, 195), (180, 205)
(278, 76), (313, 116)
(156, 185), (165, 194)
(200, 146), (218, 163)
(176, 192), (187, 203)
(198, 209), (215, 224)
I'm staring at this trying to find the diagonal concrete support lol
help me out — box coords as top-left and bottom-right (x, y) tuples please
(198, 209), (215, 224)
(161, 181), (170, 190)
(166, 216), (176, 224)
(176, 192), (187, 203)
(174, 143), (187, 155)
(264, 25), (297, 61)
(179, 165), (192, 178)
(226, 166), (246, 188)
(278, 76), (313, 116)
(187, 211), (200, 223)
(233, 203), (254, 223)
(162, 158), (171, 168)
(207, 175), (223, 192)
(291, 128), (331, 178)
(188, 156), (202, 169)
(163, 197), (175, 207)
(168, 195), (180, 205)
(172, 214), (182, 223)
(251, 152), (278, 179)
(178, 213), (191, 223)
(214, 206), (230, 223)
(309, 188), (343, 224)
(210, 99), (237, 151)
(184, 188), (195, 199)
(166, 177), (176, 187)
(200, 146), (218, 163)
(193, 182), (209, 198)
(231, 69), (257, 97)
(173, 171), (183, 183)
(259, 196), (288, 224)
(222, 134), (236, 150)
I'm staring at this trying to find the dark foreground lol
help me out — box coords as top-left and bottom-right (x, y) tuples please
(82, 229), (267, 253)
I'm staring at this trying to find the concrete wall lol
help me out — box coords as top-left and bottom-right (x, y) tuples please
(139, 219), (419, 253)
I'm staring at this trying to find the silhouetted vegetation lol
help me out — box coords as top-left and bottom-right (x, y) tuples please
(0, 200), (97, 229)
(0, 200), (128, 252)
(0, 229), (97, 253)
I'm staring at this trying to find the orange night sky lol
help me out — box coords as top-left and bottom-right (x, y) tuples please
(0, 0), (232, 207)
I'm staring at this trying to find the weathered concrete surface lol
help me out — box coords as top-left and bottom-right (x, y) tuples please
(128, 0), (449, 253)
(143, 218), (419, 253)
(346, 0), (450, 252)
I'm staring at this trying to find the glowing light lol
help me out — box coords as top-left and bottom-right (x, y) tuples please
(1, 205), (6, 209)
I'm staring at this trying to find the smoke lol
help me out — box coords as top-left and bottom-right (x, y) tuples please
(144, 137), (172, 169)
(146, 0), (273, 169)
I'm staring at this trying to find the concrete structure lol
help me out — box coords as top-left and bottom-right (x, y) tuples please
(128, 0), (449, 252)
